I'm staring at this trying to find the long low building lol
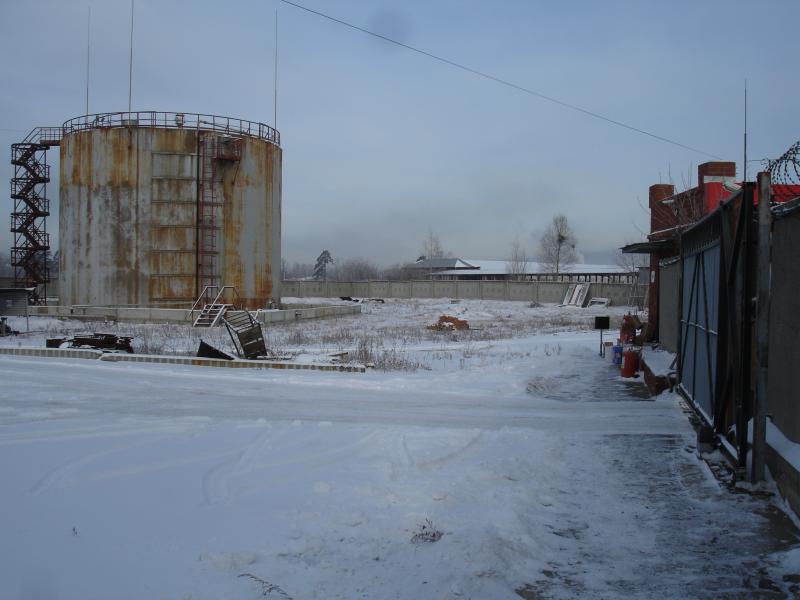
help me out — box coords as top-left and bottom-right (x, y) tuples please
(409, 258), (633, 283)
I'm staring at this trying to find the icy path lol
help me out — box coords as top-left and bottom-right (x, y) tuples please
(1, 332), (798, 599)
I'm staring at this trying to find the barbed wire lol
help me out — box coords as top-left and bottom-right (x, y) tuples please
(765, 141), (800, 202)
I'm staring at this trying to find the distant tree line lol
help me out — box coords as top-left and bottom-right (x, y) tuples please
(281, 256), (415, 282)
(282, 218), (631, 284)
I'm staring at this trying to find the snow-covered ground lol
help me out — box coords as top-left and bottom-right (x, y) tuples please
(2, 299), (632, 369)
(1, 301), (799, 599)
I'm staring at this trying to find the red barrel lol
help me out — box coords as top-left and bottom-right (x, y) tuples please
(621, 350), (640, 378)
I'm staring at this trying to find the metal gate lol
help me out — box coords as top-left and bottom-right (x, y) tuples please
(679, 233), (719, 423)
(679, 185), (755, 467)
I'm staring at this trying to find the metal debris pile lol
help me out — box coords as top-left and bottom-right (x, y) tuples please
(46, 333), (134, 353)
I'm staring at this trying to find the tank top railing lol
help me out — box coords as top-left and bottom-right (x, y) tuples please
(60, 111), (280, 146)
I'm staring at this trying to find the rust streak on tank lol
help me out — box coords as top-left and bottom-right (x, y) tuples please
(59, 116), (281, 309)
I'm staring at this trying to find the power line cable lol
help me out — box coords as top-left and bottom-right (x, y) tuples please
(278, 0), (723, 160)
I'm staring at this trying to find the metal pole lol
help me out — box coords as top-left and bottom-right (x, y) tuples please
(85, 5), (91, 115)
(752, 172), (772, 482)
(738, 183), (755, 471)
(128, 0), (134, 114)
(743, 79), (748, 182)
(274, 8), (278, 130)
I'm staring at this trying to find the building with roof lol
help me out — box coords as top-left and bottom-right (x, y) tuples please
(409, 258), (632, 283)
(406, 258), (479, 275)
(622, 160), (800, 341)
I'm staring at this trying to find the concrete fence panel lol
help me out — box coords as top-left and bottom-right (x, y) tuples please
(538, 282), (567, 303)
(456, 281), (480, 299)
(324, 282), (350, 297)
(508, 281), (535, 302)
(411, 281), (434, 298)
(480, 283), (506, 300)
(389, 281), (412, 298)
(281, 281), (299, 297)
(368, 281), (390, 298)
(432, 281), (457, 298)
(279, 280), (633, 305)
(351, 282), (370, 297)
(284, 281), (321, 297)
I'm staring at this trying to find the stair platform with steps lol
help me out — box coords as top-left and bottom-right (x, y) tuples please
(193, 303), (232, 327)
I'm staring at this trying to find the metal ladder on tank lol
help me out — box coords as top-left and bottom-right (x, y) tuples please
(197, 133), (222, 292)
(196, 132), (243, 297)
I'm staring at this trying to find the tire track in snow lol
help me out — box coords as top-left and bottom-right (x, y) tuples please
(402, 429), (483, 469)
(203, 428), (380, 505)
(28, 434), (170, 495)
(202, 428), (275, 505)
(0, 423), (187, 446)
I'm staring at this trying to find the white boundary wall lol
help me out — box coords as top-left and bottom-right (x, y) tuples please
(282, 280), (632, 306)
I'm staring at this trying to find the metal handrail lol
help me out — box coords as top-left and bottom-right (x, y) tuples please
(16, 111), (279, 149)
(190, 285), (243, 322)
(190, 285), (219, 322)
(11, 230), (50, 247)
(11, 163), (50, 181)
(210, 285), (242, 310)
(19, 127), (64, 145)
(60, 111), (280, 146)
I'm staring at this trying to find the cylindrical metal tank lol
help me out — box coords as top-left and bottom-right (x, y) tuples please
(58, 112), (281, 309)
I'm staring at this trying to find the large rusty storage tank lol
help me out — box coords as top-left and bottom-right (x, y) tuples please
(58, 112), (281, 309)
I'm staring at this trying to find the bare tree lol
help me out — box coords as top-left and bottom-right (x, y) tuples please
(331, 257), (379, 281)
(506, 238), (529, 281)
(381, 263), (415, 280)
(421, 230), (446, 260)
(539, 215), (578, 274)
(616, 244), (649, 274)
(283, 261), (315, 280)
(280, 258), (288, 280)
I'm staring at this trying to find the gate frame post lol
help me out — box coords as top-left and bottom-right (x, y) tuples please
(737, 183), (756, 470)
(752, 172), (772, 482)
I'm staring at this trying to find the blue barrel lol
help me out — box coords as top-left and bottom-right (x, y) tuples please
(613, 345), (623, 365)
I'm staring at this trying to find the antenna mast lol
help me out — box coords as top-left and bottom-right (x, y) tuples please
(743, 79), (748, 181)
(128, 0), (134, 113)
(274, 8), (279, 129)
(85, 5), (91, 115)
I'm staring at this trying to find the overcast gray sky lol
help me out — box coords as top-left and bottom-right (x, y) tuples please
(1, 0), (798, 266)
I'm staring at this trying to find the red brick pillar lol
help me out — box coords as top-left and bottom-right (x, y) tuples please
(698, 161), (736, 182)
(647, 184), (675, 340)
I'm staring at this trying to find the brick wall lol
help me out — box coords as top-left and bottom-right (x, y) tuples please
(698, 161), (736, 182)
(649, 184), (676, 237)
